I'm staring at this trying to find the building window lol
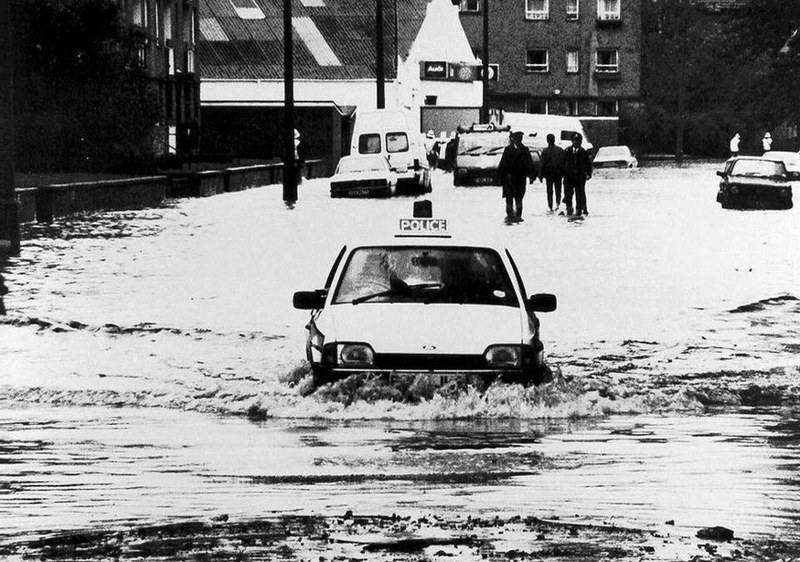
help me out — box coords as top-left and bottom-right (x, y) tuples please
(597, 100), (618, 116)
(596, 49), (618, 72)
(566, 50), (579, 73)
(164, 0), (174, 41)
(567, 100), (579, 116)
(185, 49), (194, 73)
(155, 1), (162, 43)
(131, 0), (147, 27)
(526, 49), (549, 72)
(525, 0), (549, 20)
(526, 99), (548, 114)
(186, 7), (196, 45)
(168, 125), (177, 155)
(460, 0), (481, 12)
(597, 0), (620, 20)
(167, 47), (175, 75)
(566, 0), (579, 20)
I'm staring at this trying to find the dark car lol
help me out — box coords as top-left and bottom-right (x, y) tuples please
(716, 157), (793, 210)
(452, 123), (542, 187)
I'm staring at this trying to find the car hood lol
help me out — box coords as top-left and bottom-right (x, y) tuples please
(329, 303), (524, 354)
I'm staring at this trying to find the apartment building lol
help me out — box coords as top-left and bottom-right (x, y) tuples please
(457, 0), (641, 144)
(123, 0), (201, 159)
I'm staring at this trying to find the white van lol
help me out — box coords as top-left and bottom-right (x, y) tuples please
(500, 113), (594, 153)
(350, 109), (432, 194)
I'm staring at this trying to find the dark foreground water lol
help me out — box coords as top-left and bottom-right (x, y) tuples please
(1, 162), (798, 556)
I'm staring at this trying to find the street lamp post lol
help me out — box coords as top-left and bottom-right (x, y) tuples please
(481, 0), (489, 124)
(282, 0), (298, 203)
(376, 0), (385, 109)
(0, 0), (19, 256)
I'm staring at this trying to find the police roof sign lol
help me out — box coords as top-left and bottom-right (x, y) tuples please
(397, 218), (449, 237)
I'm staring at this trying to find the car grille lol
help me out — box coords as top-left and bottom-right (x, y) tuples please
(372, 353), (490, 371)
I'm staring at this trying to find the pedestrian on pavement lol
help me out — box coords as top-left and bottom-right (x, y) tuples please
(762, 132), (772, 153)
(562, 132), (593, 216)
(729, 133), (740, 158)
(498, 130), (537, 222)
(294, 129), (307, 182)
(539, 133), (565, 212)
(443, 132), (459, 173)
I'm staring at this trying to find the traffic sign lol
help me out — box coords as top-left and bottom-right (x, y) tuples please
(477, 64), (500, 81)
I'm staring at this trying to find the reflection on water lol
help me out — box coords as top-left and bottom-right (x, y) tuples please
(0, 406), (798, 542)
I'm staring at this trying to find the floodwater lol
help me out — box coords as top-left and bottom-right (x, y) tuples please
(1, 162), (799, 552)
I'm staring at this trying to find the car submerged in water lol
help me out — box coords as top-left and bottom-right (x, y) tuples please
(293, 205), (557, 389)
(592, 145), (638, 169)
(716, 156), (793, 210)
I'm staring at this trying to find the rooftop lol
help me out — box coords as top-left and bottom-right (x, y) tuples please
(198, 0), (428, 81)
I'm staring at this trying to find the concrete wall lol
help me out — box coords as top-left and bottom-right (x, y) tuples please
(17, 161), (329, 223)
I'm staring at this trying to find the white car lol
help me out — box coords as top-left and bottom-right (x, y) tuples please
(592, 145), (638, 168)
(330, 155), (398, 198)
(763, 151), (800, 180)
(293, 209), (557, 388)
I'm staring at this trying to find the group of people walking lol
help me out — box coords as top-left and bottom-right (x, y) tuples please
(497, 131), (592, 222)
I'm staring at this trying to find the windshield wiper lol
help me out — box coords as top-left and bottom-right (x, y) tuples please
(351, 282), (443, 304)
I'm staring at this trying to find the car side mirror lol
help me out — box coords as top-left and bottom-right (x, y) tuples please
(413, 158), (421, 171)
(529, 293), (557, 312)
(716, 171), (726, 178)
(293, 290), (326, 310)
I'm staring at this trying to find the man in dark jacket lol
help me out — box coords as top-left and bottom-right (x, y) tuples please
(562, 132), (592, 216)
(498, 131), (537, 222)
(539, 133), (565, 211)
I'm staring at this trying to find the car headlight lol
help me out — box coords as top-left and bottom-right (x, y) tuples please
(337, 343), (375, 366)
(484, 345), (521, 368)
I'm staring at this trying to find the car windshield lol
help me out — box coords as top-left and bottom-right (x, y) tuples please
(731, 159), (785, 177)
(458, 133), (509, 155)
(596, 146), (630, 159)
(336, 157), (387, 174)
(333, 246), (518, 306)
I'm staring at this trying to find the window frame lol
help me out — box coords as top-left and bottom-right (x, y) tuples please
(596, 99), (618, 116)
(566, 50), (579, 73)
(525, 48), (549, 73)
(525, 0), (549, 20)
(459, 0), (481, 12)
(525, 99), (549, 115)
(566, 0), (579, 20)
(358, 134), (382, 155)
(595, 48), (619, 73)
(597, 0), (620, 20)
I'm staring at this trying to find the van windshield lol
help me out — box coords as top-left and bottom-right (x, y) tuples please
(386, 132), (409, 153)
(358, 134), (381, 154)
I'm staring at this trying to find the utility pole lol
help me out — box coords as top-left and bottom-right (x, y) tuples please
(0, 0), (19, 256)
(376, 0), (385, 109)
(481, 0), (489, 123)
(282, 0), (298, 203)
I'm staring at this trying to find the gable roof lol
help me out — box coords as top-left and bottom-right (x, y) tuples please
(199, 0), (429, 81)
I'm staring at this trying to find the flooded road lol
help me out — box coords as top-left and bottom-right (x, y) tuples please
(1, 162), (799, 559)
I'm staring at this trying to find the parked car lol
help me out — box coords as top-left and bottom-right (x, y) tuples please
(763, 151), (800, 180)
(716, 156), (793, 210)
(592, 145), (638, 169)
(329, 155), (398, 198)
(293, 205), (557, 389)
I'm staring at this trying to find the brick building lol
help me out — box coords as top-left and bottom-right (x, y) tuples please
(457, 0), (642, 146)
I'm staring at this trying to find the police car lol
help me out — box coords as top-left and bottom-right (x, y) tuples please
(293, 203), (557, 388)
